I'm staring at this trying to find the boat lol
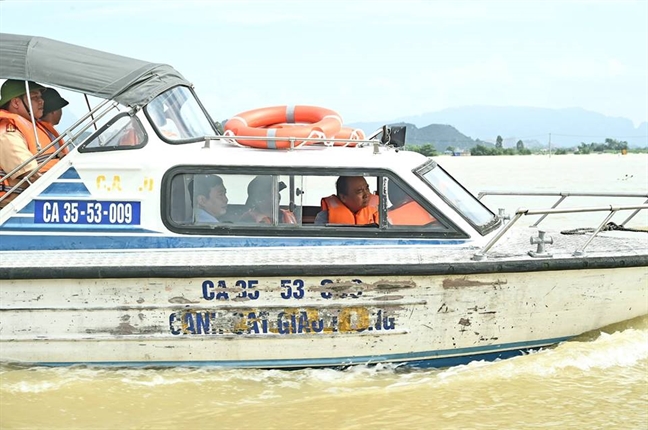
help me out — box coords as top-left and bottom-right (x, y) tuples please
(1, 33), (647, 369)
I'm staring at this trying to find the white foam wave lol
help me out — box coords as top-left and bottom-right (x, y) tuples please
(2, 324), (645, 394)
(436, 327), (648, 383)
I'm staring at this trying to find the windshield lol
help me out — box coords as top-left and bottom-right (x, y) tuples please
(419, 160), (496, 229)
(145, 86), (216, 142)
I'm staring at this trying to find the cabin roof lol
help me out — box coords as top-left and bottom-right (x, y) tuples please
(0, 33), (190, 107)
(147, 141), (430, 172)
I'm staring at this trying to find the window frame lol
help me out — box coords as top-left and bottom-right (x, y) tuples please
(78, 112), (148, 153)
(161, 165), (470, 239)
(143, 85), (220, 144)
(416, 160), (500, 235)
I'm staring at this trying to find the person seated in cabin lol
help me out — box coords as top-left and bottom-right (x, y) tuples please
(387, 181), (437, 226)
(0, 80), (58, 208)
(188, 174), (228, 223)
(314, 176), (379, 225)
(239, 175), (297, 224)
(39, 88), (70, 153)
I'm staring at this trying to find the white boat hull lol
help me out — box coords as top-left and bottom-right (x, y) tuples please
(2, 266), (646, 367)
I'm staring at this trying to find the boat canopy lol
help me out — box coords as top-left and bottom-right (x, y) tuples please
(0, 33), (191, 108)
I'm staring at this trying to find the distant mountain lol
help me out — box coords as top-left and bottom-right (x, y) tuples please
(380, 122), (481, 150)
(350, 106), (648, 148)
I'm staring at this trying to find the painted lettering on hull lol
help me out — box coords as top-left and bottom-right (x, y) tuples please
(199, 278), (369, 302)
(168, 307), (396, 336)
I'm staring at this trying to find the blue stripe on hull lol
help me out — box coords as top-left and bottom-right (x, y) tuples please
(0, 220), (155, 232)
(59, 168), (81, 180)
(27, 337), (568, 369)
(0, 234), (466, 251)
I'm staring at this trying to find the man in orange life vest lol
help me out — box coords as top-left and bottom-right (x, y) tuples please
(315, 176), (379, 225)
(0, 80), (60, 207)
(387, 180), (437, 226)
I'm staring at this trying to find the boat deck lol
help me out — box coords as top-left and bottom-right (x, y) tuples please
(3, 228), (646, 279)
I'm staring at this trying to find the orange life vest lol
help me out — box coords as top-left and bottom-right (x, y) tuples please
(320, 194), (379, 225)
(0, 110), (58, 201)
(38, 120), (68, 155)
(239, 208), (297, 224)
(387, 200), (437, 225)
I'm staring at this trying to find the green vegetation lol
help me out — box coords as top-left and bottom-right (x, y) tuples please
(469, 143), (531, 156)
(576, 138), (628, 154)
(402, 135), (646, 157)
(404, 144), (438, 157)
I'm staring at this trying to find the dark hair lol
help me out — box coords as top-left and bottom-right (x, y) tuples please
(336, 176), (349, 196)
(188, 174), (223, 201)
(336, 176), (366, 196)
(246, 176), (286, 206)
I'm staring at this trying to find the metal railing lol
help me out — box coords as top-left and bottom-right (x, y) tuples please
(478, 191), (648, 227)
(0, 99), (119, 206)
(472, 203), (648, 260)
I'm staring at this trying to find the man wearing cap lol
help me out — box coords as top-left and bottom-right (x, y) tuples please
(39, 88), (70, 153)
(0, 80), (59, 207)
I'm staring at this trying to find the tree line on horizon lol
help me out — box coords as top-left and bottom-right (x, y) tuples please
(405, 137), (645, 156)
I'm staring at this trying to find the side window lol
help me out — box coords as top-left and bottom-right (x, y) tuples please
(386, 179), (438, 227)
(79, 113), (147, 152)
(164, 170), (460, 235)
(168, 172), (298, 226)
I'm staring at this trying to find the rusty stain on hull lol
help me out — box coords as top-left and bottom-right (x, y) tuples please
(458, 318), (471, 327)
(443, 278), (507, 289)
(169, 296), (198, 304)
(375, 281), (416, 290)
(312, 279), (416, 292)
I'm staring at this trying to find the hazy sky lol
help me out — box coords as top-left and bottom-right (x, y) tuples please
(1, 0), (646, 126)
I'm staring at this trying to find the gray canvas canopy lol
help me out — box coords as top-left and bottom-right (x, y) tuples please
(0, 33), (191, 107)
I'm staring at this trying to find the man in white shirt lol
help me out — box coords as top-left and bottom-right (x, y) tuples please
(190, 175), (228, 223)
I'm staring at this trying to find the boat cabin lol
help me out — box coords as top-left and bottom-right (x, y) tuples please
(0, 34), (500, 251)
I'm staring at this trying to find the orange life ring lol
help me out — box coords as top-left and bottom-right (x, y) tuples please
(224, 105), (343, 149)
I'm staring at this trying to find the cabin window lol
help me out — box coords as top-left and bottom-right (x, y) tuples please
(78, 113), (147, 152)
(145, 86), (216, 142)
(169, 173), (296, 226)
(418, 161), (496, 230)
(385, 179), (441, 227)
(164, 169), (463, 237)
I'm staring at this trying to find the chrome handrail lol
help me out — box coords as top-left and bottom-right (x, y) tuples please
(478, 191), (648, 227)
(472, 203), (648, 260)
